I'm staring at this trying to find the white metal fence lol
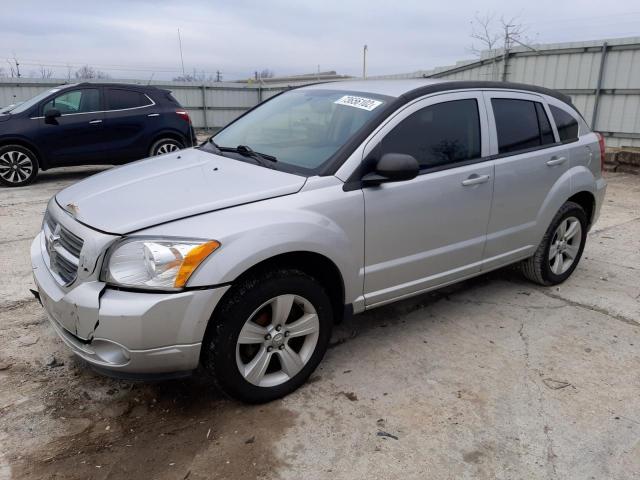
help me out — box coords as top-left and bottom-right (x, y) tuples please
(0, 77), (289, 131)
(372, 36), (640, 148)
(2, 36), (639, 146)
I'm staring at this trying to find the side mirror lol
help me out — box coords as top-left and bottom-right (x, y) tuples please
(44, 108), (61, 119)
(362, 153), (419, 186)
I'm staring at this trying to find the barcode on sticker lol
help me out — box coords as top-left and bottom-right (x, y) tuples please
(334, 95), (383, 111)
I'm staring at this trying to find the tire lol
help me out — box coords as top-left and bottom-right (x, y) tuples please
(149, 138), (184, 156)
(521, 201), (588, 286)
(0, 145), (39, 187)
(202, 268), (333, 403)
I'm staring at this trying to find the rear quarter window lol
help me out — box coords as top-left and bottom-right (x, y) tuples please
(549, 105), (579, 142)
(106, 89), (152, 110)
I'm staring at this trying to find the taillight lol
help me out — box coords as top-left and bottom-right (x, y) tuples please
(595, 132), (606, 172)
(176, 110), (191, 123)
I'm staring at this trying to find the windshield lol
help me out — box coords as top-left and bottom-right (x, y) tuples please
(4, 87), (65, 114)
(209, 89), (391, 174)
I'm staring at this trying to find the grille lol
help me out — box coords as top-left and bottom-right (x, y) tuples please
(43, 214), (84, 285)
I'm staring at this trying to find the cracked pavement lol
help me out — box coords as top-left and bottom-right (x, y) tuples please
(0, 169), (639, 479)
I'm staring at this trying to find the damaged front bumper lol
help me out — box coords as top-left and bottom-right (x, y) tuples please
(31, 232), (229, 376)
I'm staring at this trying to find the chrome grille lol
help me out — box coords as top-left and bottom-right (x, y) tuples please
(43, 213), (84, 285)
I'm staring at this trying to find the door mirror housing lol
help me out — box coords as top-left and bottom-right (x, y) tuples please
(44, 108), (61, 119)
(362, 153), (420, 186)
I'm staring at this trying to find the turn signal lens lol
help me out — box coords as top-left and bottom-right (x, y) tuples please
(174, 240), (220, 287)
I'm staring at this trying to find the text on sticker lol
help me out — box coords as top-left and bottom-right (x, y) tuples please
(334, 95), (383, 111)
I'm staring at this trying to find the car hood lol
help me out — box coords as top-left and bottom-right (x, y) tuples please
(55, 149), (307, 234)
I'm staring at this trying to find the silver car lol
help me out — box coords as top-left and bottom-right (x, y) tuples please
(31, 80), (607, 402)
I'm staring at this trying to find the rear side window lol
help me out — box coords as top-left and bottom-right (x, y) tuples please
(492, 99), (555, 154)
(549, 105), (579, 142)
(380, 99), (481, 169)
(105, 89), (151, 110)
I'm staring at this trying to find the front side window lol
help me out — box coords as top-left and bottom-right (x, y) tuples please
(42, 88), (100, 115)
(105, 89), (151, 110)
(549, 105), (579, 142)
(492, 98), (556, 154)
(379, 99), (481, 169)
(210, 89), (390, 174)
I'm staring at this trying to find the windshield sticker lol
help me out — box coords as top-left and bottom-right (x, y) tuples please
(334, 95), (383, 111)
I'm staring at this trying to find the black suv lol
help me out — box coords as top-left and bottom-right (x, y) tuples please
(0, 83), (196, 186)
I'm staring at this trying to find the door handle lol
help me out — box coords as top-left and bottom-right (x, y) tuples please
(546, 156), (567, 166)
(462, 174), (490, 186)
(147, 113), (160, 117)
(88, 119), (102, 124)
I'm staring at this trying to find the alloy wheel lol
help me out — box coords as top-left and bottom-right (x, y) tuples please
(236, 294), (320, 388)
(155, 142), (180, 155)
(0, 150), (34, 185)
(549, 216), (582, 275)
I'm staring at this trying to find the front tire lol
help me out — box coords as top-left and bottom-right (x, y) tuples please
(521, 201), (588, 286)
(149, 138), (184, 156)
(0, 145), (39, 187)
(202, 269), (333, 403)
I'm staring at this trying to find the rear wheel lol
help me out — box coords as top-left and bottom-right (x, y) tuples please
(150, 138), (184, 156)
(521, 201), (588, 285)
(0, 145), (38, 187)
(202, 269), (333, 403)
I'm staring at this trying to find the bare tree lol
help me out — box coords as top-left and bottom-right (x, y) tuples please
(173, 69), (216, 82)
(74, 65), (110, 80)
(259, 69), (274, 79)
(469, 13), (536, 81)
(39, 65), (54, 79)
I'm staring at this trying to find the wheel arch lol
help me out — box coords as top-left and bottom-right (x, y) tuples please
(567, 191), (595, 228)
(0, 137), (44, 168)
(148, 129), (189, 153)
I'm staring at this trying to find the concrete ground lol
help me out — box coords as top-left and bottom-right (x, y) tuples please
(0, 168), (639, 480)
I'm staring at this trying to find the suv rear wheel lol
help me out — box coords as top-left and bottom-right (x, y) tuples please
(521, 201), (588, 286)
(150, 138), (184, 156)
(0, 145), (39, 187)
(202, 268), (333, 403)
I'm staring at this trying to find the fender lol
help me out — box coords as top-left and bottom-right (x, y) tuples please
(137, 189), (365, 306)
(0, 134), (46, 168)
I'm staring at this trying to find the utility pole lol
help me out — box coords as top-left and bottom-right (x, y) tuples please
(501, 24), (511, 81)
(177, 28), (186, 77)
(362, 44), (368, 79)
(215, 70), (221, 82)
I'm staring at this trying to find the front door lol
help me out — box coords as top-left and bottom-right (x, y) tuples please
(38, 87), (106, 165)
(362, 92), (494, 307)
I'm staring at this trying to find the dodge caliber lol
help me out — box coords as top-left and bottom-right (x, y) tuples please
(31, 80), (607, 403)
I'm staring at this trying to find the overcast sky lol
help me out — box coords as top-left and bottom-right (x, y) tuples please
(1, 0), (638, 81)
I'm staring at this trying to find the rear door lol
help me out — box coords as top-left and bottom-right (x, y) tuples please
(38, 87), (106, 165)
(362, 92), (494, 307)
(101, 88), (156, 161)
(481, 91), (569, 270)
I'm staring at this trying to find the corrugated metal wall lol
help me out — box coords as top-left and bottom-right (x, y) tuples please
(2, 36), (639, 146)
(372, 37), (640, 148)
(0, 78), (289, 131)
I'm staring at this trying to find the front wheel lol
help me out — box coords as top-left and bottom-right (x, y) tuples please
(149, 138), (184, 156)
(202, 269), (333, 403)
(0, 145), (39, 187)
(521, 201), (588, 286)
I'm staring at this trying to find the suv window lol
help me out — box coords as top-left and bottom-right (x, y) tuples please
(42, 89), (100, 115)
(492, 99), (556, 154)
(379, 99), (481, 169)
(105, 89), (151, 110)
(549, 105), (579, 142)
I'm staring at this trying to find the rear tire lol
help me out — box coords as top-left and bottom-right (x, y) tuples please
(202, 268), (333, 403)
(0, 145), (39, 187)
(521, 201), (588, 286)
(149, 138), (184, 156)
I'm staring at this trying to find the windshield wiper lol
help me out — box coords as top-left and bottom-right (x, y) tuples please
(208, 139), (277, 165)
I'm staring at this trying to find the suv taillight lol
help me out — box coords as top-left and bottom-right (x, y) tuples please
(595, 132), (606, 172)
(176, 110), (191, 123)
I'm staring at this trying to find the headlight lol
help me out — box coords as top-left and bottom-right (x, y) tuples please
(103, 238), (220, 290)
